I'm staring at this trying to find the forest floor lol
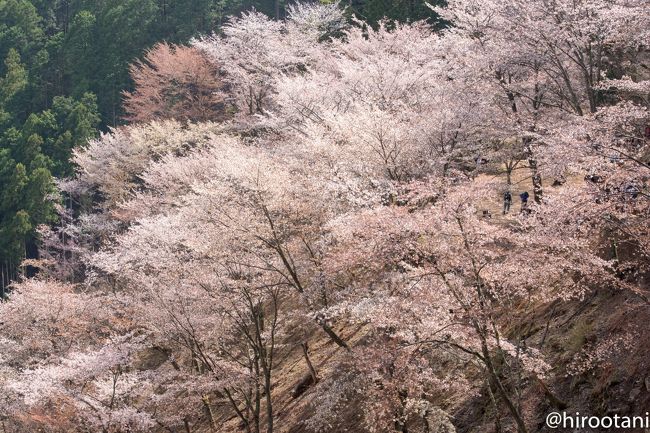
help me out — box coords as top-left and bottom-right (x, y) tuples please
(472, 166), (584, 222)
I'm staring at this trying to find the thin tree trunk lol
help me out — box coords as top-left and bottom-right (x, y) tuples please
(486, 378), (502, 433)
(264, 370), (273, 433)
(202, 395), (218, 432)
(480, 338), (529, 433)
(254, 355), (261, 433)
(258, 203), (350, 350)
(301, 342), (318, 384)
(523, 138), (543, 204)
(317, 317), (349, 350)
(255, 387), (261, 433)
(224, 388), (251, 433)
(22, 239), (26, 277)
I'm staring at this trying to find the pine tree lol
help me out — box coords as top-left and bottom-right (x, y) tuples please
(0, 48), (28, 125)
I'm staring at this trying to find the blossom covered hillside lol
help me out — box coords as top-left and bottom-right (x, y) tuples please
(1, 1), (649, 432)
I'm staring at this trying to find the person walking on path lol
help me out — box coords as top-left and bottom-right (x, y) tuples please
(520, 191), (530, 212)
(503, 191), (512, 214)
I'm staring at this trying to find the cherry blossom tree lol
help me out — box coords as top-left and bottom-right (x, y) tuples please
(0, 279), (142, 433)
(194, 10), (318, 116)
(311, 177), (619, 433)
(1, 3), (648, 432)
(123, 42), (228, 123)
(72, 120), (222, 210)
(77, 129), (367, 431)
(193, 2), (346, 119)
(431, 0), (650, 203)
(275, 20), (490, 182)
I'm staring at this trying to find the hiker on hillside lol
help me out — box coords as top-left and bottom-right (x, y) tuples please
(625, 184), (639, 199)
(503, 190), (512, 214)
(520, 191), (529, 212)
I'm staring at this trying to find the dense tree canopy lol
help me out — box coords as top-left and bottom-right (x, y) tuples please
(0, 0), (431, 291)
(0, 1), (648, 432)
(1, 0), (648, 432)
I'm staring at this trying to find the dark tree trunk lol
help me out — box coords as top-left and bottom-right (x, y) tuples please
(523, 138), (543, 204)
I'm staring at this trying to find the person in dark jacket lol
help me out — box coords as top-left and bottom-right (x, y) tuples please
(503, 191), (512, 214)
(625, 184), (639, 199)
(520, 191), (530, 212)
